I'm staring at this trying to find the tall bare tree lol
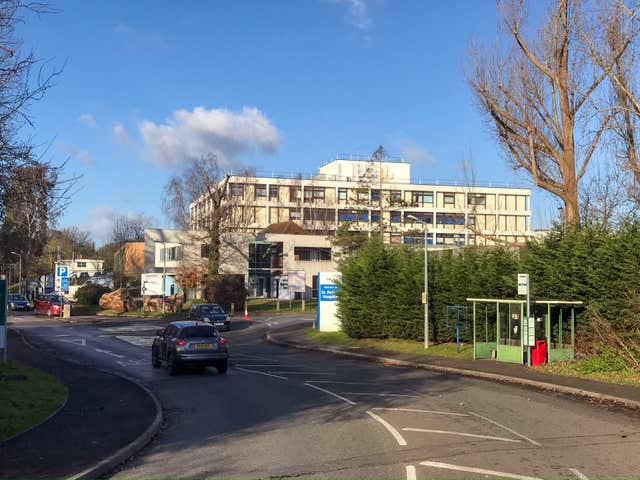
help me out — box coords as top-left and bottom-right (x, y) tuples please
(467, 0), (630, 223)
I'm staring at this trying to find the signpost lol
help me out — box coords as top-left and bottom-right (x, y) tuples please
(55, 264), (69, 294)
(317, 272), (341, 332)
(518, 273), (532, 366)
(0, 275), (7, 363)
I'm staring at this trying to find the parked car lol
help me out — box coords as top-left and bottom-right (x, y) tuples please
(34, 294), (71, 316)
(188, 303), (231, 331)
(152, 321), (228, 375)
(8, 294), (30, 311)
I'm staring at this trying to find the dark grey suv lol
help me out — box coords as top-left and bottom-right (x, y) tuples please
(152, 321), (229, 375)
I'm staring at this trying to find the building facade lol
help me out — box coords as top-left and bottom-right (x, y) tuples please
(190, 157), (532, 246)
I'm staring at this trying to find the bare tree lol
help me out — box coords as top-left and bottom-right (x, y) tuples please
(467, 0), (630, 223)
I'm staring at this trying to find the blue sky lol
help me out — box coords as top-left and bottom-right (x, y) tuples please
(20, 0), (558, 243)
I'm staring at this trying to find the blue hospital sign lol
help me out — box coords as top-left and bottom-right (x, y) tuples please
(317, 272), (341, 332)
(320, 284), (338, 301)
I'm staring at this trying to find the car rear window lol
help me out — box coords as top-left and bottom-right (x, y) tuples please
(9, 295), (27, 301)
(181, 326), (217, 338)
(199, 305), (224, 315)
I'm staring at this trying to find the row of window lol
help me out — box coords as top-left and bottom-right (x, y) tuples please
(228, 184), (508, 209)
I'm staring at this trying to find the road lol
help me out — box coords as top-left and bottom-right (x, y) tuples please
(8, 312), (640, 479)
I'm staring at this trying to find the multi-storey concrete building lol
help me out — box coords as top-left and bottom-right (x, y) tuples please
(191, 156), (532, 246)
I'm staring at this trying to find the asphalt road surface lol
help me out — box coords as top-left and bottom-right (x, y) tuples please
(8, 312), (640, 479)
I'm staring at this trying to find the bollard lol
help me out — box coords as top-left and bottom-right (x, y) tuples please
(301, 299), (305, 312)
(230, 303), (235, 315)
(276, 300), (280, 312)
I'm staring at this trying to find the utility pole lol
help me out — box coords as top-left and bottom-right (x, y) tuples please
(162, 243), (166, 314)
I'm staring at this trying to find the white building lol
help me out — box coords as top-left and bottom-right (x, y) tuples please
(56, 258), (104, 282)
(191, 156), (532, 246)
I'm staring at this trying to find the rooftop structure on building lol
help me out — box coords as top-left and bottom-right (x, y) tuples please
(191, 156), (533, 247)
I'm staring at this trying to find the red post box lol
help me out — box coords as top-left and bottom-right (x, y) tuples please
(531, 339), (547, 366)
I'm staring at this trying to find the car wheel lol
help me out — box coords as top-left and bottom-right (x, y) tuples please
(151, 348), (161, 368)
(216, 359), (228, 374)
(168, 353), (180, 376)
(46, 308), (51, 317)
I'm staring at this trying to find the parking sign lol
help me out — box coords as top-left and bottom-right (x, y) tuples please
(56, 265), (69, 277)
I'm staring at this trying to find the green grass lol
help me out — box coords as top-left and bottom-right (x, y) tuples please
(97, 309), (186, 319)
(0, 361), (67, 443)
(536, 359), (640, 388)
(305, 329), (473, 359)
(70, 304), (100, 316)
(247, 298), (317, 314)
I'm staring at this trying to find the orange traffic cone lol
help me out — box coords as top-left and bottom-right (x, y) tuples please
(244, 304), (249, 320)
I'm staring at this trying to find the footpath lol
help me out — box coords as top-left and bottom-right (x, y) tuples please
(267, 322), (640, 411)
(0, 330), (160, 480)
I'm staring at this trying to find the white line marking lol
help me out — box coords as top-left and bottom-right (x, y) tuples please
(58, 338), (86, 346)
(366, 410), (407, 446)
(304, 383), (356, 406)
(406, 465), (416, 480)
(341, 392), (418, 397)
(569, 468), (590, 480)
(235, 367), (288, 380)
(55, 334), (71, 337)
(95, 348), (125, 358)
(468, 411), (541, 446)
(402, 427), (521, 443)
(305, 381), (373, 385)
(372, 407), (469, 417)
(420, 461), (544, 480)
(267, 371), (330, 375)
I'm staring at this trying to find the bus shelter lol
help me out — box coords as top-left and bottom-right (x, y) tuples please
(467, 298), (582, 365)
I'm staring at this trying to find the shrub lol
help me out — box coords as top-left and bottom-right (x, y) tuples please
(204, 274), (247, 312)
(75, 284), (112, 306)
(575, 348), (631, 374)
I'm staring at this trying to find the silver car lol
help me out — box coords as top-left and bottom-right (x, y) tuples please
(152, 321), (229, 375)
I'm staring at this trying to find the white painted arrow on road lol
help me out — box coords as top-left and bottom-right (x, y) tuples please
(57, 338), (86, 346)
(95, 348), (125, 358)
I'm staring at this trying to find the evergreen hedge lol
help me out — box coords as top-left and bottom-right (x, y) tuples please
(336, 223), (640, 360)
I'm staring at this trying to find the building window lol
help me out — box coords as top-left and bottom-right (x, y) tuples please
(390, 233), (402, 244)
(391, 211), (401, 223)
(443, 193), (455, 206)
(390, 190), (402, 203)
(160, 246), (182, 261)
(304, 188), (313, 201)
(304, 187), (325, 202)
(371, 189), (380, 202)
(338, 188), (347, 202)
(303, 208), (335, 222)
(269, 185), (279, 199)
(255, 184), (267, 197)
(468, 194), (486, 207)
(467, 214), (476, 227)
(294, 247), (331, 261)
(289, 208), (301, 220)
(371, 210), (380, 223)
(357, 189), (368, 202)
(411, 192), (433, 205)
(289, 186), (301, 202)
(404, 212), (433, 224)
(230, 183), (244, 198)
(338, 210), (356, 222)
(76, 261), (86, 268)
(357, 211), (368, 222)
(436, 213), (464, 225)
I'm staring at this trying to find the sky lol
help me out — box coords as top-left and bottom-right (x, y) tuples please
(19, 0), (559, 244)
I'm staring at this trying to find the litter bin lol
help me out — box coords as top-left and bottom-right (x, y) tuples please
(531, 340), (547, 366)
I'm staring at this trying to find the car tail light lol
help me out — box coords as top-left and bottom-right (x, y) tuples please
(176, 339), (186, 346)
(219, 337), (226, 345)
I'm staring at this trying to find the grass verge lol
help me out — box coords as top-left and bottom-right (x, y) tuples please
(305, 329), (473, 359)
(248, 298), (317, 314)
(535, 360), (640, 388)
(0, 361), (67, 443)
(97, 309), (184, 319)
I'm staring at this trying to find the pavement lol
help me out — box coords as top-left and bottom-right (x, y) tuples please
(267, 321), (640, 408)
(0, 329), (159, 480)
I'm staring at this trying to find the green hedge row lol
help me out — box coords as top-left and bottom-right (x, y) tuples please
(337, 223), (640, 352)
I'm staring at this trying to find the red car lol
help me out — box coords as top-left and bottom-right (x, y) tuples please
(34, 294), (71, 316)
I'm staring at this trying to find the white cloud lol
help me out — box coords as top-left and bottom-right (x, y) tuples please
(78, 113), (96, 128)
(112, 121), (131, 144)
(57, 140), (92, 166)
(138, 106), (281, 168)
(399, 141), (435, 165)
(329, 0), (376, 30)
(83, 206), (117, 245)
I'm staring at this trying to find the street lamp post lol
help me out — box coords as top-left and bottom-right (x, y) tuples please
(162, 243), (166, 314)
(10, 252), (21, 295)
(406, 215), (429, 349)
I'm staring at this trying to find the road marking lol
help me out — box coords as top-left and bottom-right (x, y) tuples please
(115, 335), (155, 348)
(306, 381), (373, 385)
(117, 360), (143, 368)
(366, 410), (407, 446)
(341, 392), (418, 398)
(372, 407), (469, 417)
(95, 348), (125, 358)
(233, 353), (275, 361)
(420, 461), (544, 480)
(101, 325), (159, 332)
(406, 465), (416, 480)
(55, 334), (71, 337)
(304, 383), (357, 406)
(468, 411), (541, 446)
(57, 338), (86, 346)
(403, 427), (521, 443)
(235, 367), (288, 380)
(267, 371), (331, 375)
(569, 468), (590, 480)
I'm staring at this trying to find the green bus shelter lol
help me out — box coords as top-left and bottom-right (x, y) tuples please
(467, 298), (583, 365)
